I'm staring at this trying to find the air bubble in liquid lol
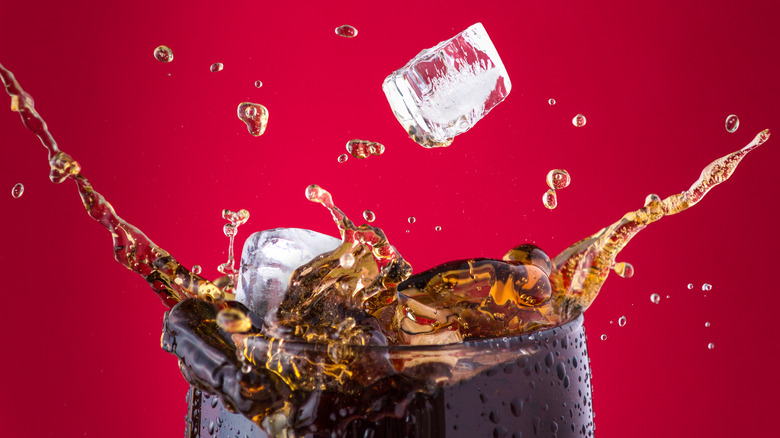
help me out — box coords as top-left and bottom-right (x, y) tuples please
(339, 253), (355, 269)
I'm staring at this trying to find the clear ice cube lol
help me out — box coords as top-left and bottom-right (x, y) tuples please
(235, 228), (341, 322)
(382, 23), (511, 148)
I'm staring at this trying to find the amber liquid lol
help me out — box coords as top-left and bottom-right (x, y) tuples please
(185, 316), (594, 438)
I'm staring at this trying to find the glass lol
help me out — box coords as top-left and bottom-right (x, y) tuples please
(182, 314), (594, 437)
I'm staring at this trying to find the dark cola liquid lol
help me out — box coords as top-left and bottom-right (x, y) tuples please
(184, 315), (594, 438)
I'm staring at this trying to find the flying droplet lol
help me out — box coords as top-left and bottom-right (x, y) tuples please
(339, 253), (356, 269)
(363, 210), (376, 223)
(546, 169), (571, 190)
(254, 80), (263, 88)
(237, 102), (269, 136)
(11, 183), (24, 198)
(725, 115), (739, 133)
(618, 316), (627, 327)
(613, 262), (634, 278)
(408, 216), (416, 224)
(191, 265), (202, 275)
(223, 223), (236, 237)
(572, 114), (587, 127)
(707, 342), (715, 350)
(548, 98), (556, 105)
(702, 283), (712, 291)
(650, 293), (660, 304)
(705, 321), (711, 327)
(346, 139), (385, 159)
(337, 154), (349, 163)
(600, 334), (607, 341)
(210, 62), (224, 72)
(434, 225), (442, 231)
(335, 25), (358, 38)
(644, 193), (661, 206)
(543, 189), (558, 209)
(153, 45), (173, 62)
(687, 283), (694, 289)
(216, 308), (252, 333)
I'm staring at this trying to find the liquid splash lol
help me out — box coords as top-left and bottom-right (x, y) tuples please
(725, 115), (739, 133)
(335, 25), (358, 38)
(543, 189), (557, 209)
(0, 62), (231, 306)
(549, 128), (769, 319)
(154, 45), (173, 63)
(11, 183), (24, 198)
(237, 102), (269, 136)
(546, 169), (571, 190)
(346, 139), (385, 159)
(217, 209), (250, 292)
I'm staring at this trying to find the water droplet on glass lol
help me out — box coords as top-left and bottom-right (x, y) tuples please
(572, 114), (587, 127)
(687, 283), (694, 289)
(725, 115), (739, 133)
(702, 283), (712, 291)
(434, 225), (442, 231)
(241, 363), (253, 373)
(618, 316), (627, 327)
(216, 308), (252, 333)
(408, 216), (416, 224)
(153, 45), (173, 62)
(705, 321), (711, 327)
(613, 262), (634, 278)
(708, 342), (715, 350)
(543, 189), (558, 209)
(337, 154), (349, 163)
(254, 80), (263, 88)
(546, 169), (571, 190)
(650, 293), (661, 304)
(600, 334), (607, 341)
(363, 210), (376, 223)
(11, 183), (24, 198)
(237, 102), (269, 136)
(339, 252), (355, 269)
(548, 98), (556, 105)
(191, 265), (202, 275)
(210, 62), (224, 72)
(335, 24), (358, 38)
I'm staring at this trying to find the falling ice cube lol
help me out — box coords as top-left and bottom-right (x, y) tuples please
(235, 228), (341, 323)
(382, 23), (511, 148)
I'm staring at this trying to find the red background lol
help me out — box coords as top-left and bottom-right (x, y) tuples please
(1, 1), (779, 436)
